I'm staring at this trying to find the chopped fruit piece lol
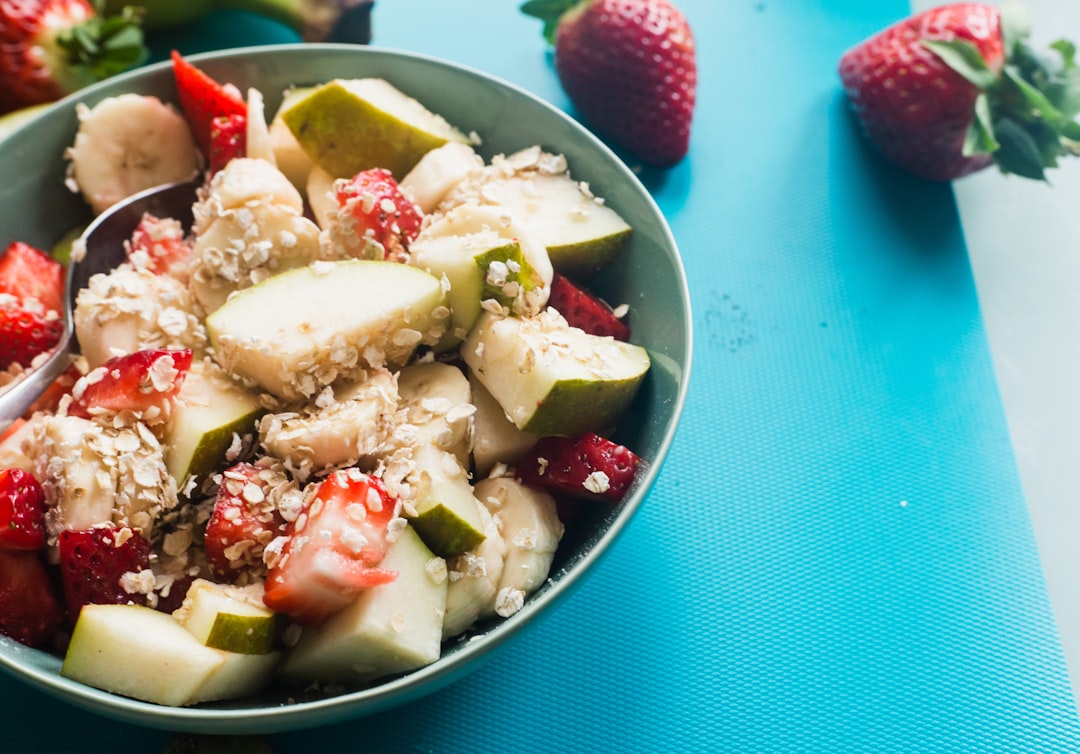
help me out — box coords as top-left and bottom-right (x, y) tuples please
(333, 167), (424, 261)
(170, 50), (246, 157)
(263, 470), (398, 625)
(0, 418), (25, 446)
(0, 467), (46, 550)
(67, 348), (193, 425)
(517, 432), (642, 502)
(127, 213), (193, 278)
(209, 113), (247, 174)
(0, 303), (63, 370)
(58, 525), (153, 622)
(203, 463), (287, 580)
(547, 272), (629, 340)
(0, 549), (63, 647)
(0, 241), (64, 314)
(25, 362), (82, 417)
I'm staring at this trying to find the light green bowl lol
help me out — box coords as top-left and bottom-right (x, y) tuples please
(0, 44), (692, 734)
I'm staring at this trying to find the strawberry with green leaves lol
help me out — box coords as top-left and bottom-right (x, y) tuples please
(522, 0), (697, 167)
(839, 3), (1080, 181)
(0, 0), (146, 114)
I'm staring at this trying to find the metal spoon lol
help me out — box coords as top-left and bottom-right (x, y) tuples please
(0, 179), (200, 432)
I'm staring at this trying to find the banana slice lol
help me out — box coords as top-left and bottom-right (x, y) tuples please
(193, 157), (304, 234)
(306, 164), (338, 230)
(67, 94), (201, 215)
(245, 88), (276, 167)
(474, 476), (563, 619)
(400, 141), (483, 213)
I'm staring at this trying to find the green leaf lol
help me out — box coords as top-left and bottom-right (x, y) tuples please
(921, 39), (997, 90)
(1051, 39), (1077, 69)
(1003, 65), (1064, 125)
(993, 117), (1049, 179)
(963, 93), (999, 156)
(520, 0), (579, 45)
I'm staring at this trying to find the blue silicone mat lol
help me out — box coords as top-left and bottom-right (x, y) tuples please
(3, 1), (1080, 751)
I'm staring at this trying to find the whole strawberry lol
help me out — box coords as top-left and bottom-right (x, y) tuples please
(0, 0), (147, 114)
(522, 0), (697, 168)
(839, 3), (1080, 181)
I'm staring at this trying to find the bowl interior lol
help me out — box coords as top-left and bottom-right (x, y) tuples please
(0, 44), (692, 734)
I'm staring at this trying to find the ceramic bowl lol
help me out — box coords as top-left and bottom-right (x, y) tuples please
(0, 44), (692, 734)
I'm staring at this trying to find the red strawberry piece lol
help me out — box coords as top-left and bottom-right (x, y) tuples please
(547, 272), (630, 340)
(0, 301), (63, 370)
(152, 572), (193, 614)
(0, 241), (64, 314)
(334, 168), (424, 261)
(58, 525), (152, 622)
(0, 549), (63, 646)
(839, 3), (1080, 181)
(0, 468), (46, 550)
(523, 0), (697, 167)
(0, 418), (25, 446)
(0, 0), (146, 114)
(67, 348), (192, 424)
(203, 462), (288, 580)
(127, 213), (193, 277)
(264, 469), (397, 625)
(209, 113), (247, 175)
(170, 50), (246, 158)
(517, 432), (642, 502)
(24, 362), (81, 418)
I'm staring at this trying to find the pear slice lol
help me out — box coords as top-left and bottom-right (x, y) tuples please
(469, 372), (536, 478)
(62, 603), (280, 706)
(269, 86), (316, 192)
(442, 500), (505, 639)
(205, 260), (449, 401)
(441, 148), (632, 276)
(397, 361), (473, 467)
(174, 579), (277, 655)
(462, 310), (650, 437)
(281, 78), (470, 179)
(406, 444), (486, 558)
(280, 525), (447, 684)
(163, 359), (264, 489)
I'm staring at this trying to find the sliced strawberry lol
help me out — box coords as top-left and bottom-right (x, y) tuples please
(204, 462), (288, 580)
(24, 362), (81, 417)
(547, 272), (630, 340)
(67, 348), (192, 424)
(264, 469), (397, 625)
(0, 468), (46, 550)
(58, 525), (152, 623)
(334, 168), (423, 261)
(0, 302), (63, 370)
(152, 572), (193, 614)
(517, 432), (642, 502)
(170, 50), (246, 158)
(209, 113), (247, 175)
(127, 213), (193, 277)
(0, 418), (25, 446)
(0, 241), (64, 314)
(0, 549), (63, 647)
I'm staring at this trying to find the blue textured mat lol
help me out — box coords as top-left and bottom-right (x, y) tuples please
(3, 1), (1079, 751)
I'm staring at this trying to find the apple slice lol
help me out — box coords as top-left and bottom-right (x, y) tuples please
(406, 444), (487, 559)
(462, 310), (650, 437)
(205, 260), (448, 401)
(163, 359), (264, 489)
(440, 147), (632, 276)
(281, 78), (470, 179)
(279, 524), (447, 684)
(174, 579), (278, 655)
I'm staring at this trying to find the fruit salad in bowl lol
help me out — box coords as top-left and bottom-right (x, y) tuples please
(0, 45), (690, 733)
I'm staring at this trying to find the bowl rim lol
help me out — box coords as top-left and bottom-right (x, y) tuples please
(0, 41), (694, 734)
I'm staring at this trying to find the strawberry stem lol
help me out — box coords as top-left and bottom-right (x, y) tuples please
(56, 3), (147, 82)
(520, 0), (583, 44)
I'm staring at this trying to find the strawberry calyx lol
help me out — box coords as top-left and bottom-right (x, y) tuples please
(520, 0), (583, 44)
(51, 2), (147, 93)
(925, 3), (1080, 180)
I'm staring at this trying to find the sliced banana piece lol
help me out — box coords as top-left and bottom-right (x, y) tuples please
(396, 361), (474, 468)
(305, 164), (338, 230)
(245, 88), (276, 167)
(193, 157), (304, 234)
(401, 141), (483, 213)
(67, 93), (201, 215)
(258, 368), (398, 481)
(442, 500), (506, 639)
(474, 476), (563, 619)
